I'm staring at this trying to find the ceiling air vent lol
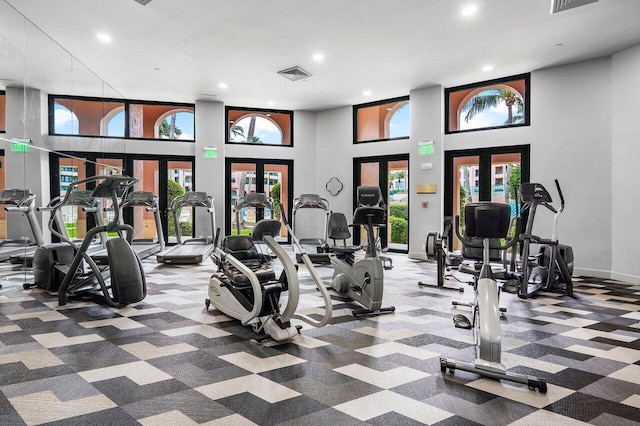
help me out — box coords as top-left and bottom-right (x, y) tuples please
(133, 0), (153, 6)
(277, 66), (312, 82)
(550, 0), (598, 14)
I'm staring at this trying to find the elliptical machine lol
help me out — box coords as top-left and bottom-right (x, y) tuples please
(503, 179), (573, 298)
(328, 186), (395, 316)
(206, 193), (332, 342)
(440, 202), (547, 393)
(32, 175), (146, 307)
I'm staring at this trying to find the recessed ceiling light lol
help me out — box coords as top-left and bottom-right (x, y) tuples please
(218, 83), (227, 89)
(96, 32), (112, 43)
(482, 65), (494, 72)
(461, 4), (478, 17)
(363, 90), (372, 96)
(267, 101), (275, 106)
(313, 53), (324, 62)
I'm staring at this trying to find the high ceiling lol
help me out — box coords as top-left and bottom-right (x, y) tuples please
(2, 0), (640, 111)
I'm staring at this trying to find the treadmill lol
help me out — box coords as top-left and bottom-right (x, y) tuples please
(0, 189), (45, 263)
(93, 191), (165, 264)
(156, 191), (216, 264)
(292, 194), (331, 264)
(11, 191), (106, 266)
(234, 192), (280, 259)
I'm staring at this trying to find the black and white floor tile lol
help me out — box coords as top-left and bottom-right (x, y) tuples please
(1, 250), (639, 425)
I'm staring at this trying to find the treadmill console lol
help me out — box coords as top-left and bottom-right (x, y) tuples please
(180, 191), (212, 208)
(0, 189), (32, 205)
(520, 183), (552, 203)
(125, 191), (155, 206)
(66, 190), (98, 207)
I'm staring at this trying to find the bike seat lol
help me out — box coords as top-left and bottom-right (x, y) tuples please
(453, 314), (472, 329)
(331, 246), (359, 255)
(459, 262), (507, 279)
(225, 267), (276, 286)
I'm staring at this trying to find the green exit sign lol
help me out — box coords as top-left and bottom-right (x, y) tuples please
(419, 141), (434, 155)
(203, 146), (218, 159)
(11, 139), (31, 153)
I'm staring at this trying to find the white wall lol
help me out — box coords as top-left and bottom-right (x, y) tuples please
(530, 58), (613, 278)
(194, 100), (224, 238)
(4, 87), (50, 241)
(315, 57), (620, 280)
(314, 104), (421, 248)
(408, 85), (444, 259)
(611, 44), (640, 283)
(446, 58), (614, 277)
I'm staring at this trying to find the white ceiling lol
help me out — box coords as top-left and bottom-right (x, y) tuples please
(2, 0), (640, 111)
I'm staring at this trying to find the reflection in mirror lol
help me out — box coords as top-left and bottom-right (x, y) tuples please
(0, 0), (124, 285)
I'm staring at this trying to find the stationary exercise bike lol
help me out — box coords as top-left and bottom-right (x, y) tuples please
(440, 202), (547, 393)
(418, 217), (464, 292)
(328, 186), (395, 316)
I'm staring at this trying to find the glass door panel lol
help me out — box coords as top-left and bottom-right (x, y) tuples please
(355, 154), (409, 253)
(360, 162), (380, 187)
(388, 159), (409, 252)
(59, 157), (88, 241)
(490, 153), (521, 208)
(452, 155), (480, 251)
(96, 158), (123, 229)
(264, 163), (289, 241)
(357, 161), (380, 246)
(131, 159), (159, 241)
(167, 160), (193, 242)
(230, 162), (257, 235)
(0, 151), (6, 239)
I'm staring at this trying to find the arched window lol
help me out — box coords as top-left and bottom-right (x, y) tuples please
(354, 96), (410, 143)
(226, 107), (292, 146)
(229, 115), (283, 145)
(101, 107), (125, 137)
(458, 87), (525, 131)
(445, 73), (530, 133)
(387, 101), (410, 139)
(53, 102), (79, 135)
(154, 109), (195, 140)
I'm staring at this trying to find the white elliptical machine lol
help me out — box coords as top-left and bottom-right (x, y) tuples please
(205, 193), (332, 342)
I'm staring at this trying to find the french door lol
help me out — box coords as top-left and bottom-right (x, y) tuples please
(49, 152), (194, 244)
(225, 158), (293, 242)
(353, 154), (409, 253)
(444, 145), (530, 250)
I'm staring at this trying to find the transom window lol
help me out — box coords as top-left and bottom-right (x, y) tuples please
(49, 95), (195, 141)
(226, 107), (293, 146)
(354, 96), (410, 143)
(445, 74), (530, 134)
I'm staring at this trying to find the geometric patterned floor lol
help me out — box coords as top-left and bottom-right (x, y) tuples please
(1, 250), (639, 425)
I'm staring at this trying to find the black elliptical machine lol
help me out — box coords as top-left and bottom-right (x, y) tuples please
(32, 175), (146, 307)
(503, 179), (573, 298)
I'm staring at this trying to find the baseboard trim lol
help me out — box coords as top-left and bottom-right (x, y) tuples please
(610, 271), (640, 285)
(408, 252), (428, 261)
(574, 268), (611, 280)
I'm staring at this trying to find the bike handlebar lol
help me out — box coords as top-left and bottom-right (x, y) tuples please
(554, 179), (565, 213)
